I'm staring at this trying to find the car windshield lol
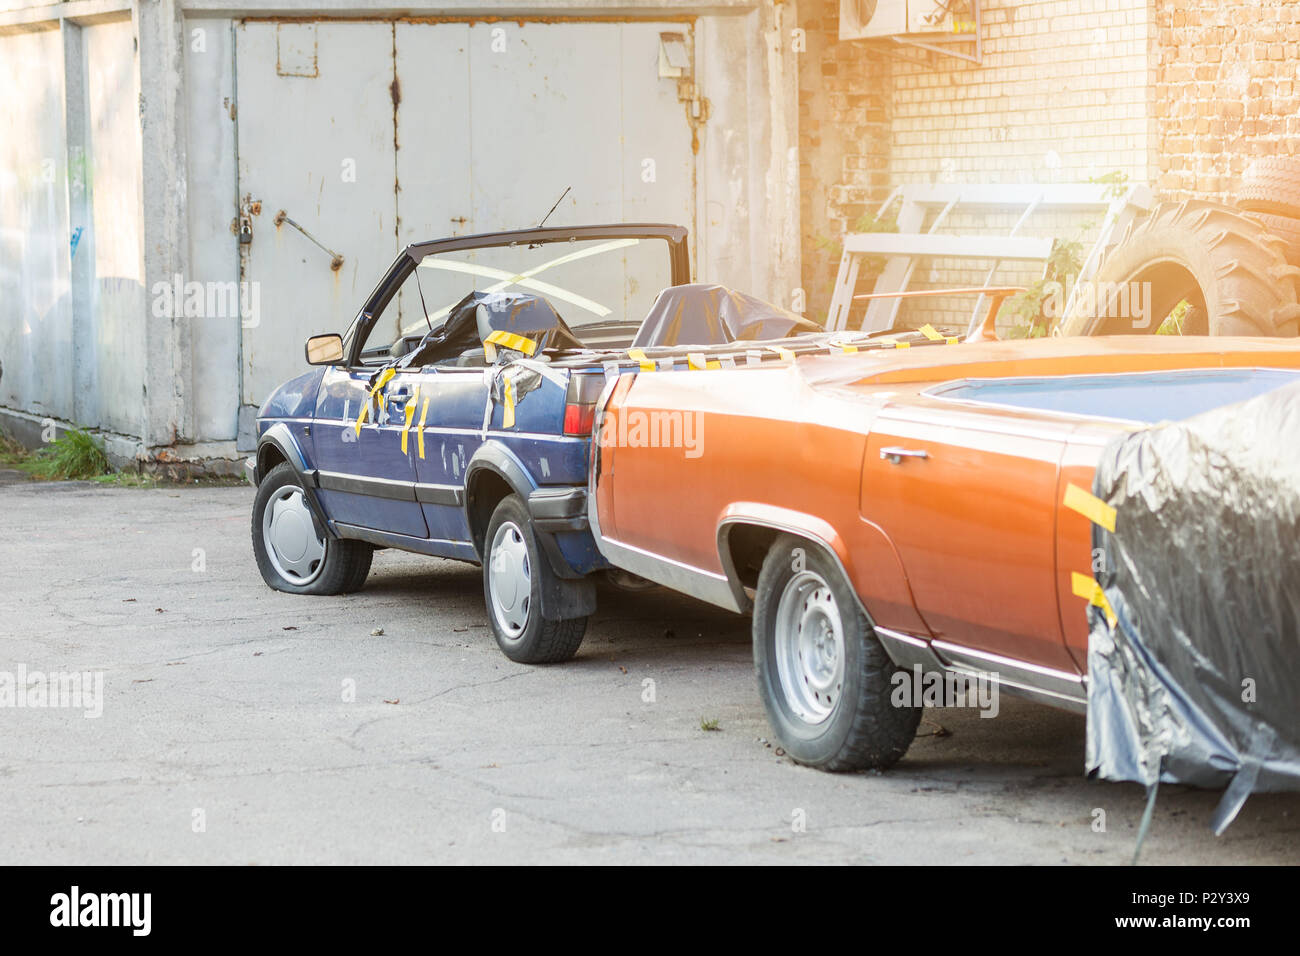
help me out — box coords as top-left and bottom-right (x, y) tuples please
(390, 236), (674, 341)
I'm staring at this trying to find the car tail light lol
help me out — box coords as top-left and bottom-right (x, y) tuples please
(563, 373), (605, 436)
(563, 403), (596, 435)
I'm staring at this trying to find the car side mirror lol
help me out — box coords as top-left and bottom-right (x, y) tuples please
(305, 333), (344, 365)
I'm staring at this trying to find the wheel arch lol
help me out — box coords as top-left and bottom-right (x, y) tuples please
(255, 422), (335, 537)
(716, 505), (867, 620)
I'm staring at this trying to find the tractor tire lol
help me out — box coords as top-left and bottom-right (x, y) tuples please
(1244, 211), (1300, 267)
(1235, 157), (1300, 219)
(1059, 200), (1300, 337)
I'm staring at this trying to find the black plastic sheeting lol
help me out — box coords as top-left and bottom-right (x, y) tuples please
(1085, 378), (1300, 832)
(631, 283), (819, 349)
(395, 290), (582, 369)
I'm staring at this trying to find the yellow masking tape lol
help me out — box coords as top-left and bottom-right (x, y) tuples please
(502, 372), (516, 428)
(687, 352), (722, 370)
(767, 346), (795, 362)
(400, 384), (419, 455)
(1063, 483), (1117, 533)
(833, 343), (859, 354)
(919, 323), (945, 342)
(627, 348), (656, 371)
(484, 329), (539, 356)
(1072, 571), (1117, 627)
(416, 395), (431, 459)
(354, 367), (396, 435)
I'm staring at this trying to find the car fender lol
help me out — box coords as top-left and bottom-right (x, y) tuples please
(465, 441), (597, 617)
(715, 502), (929, 635)
(256, 422), (336, 538)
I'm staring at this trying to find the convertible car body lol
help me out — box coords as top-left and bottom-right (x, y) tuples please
(589, 336), (1300, 769)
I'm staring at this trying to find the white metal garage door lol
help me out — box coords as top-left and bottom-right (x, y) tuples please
(235, 19), (696, 405)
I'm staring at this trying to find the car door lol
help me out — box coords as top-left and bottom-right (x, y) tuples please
(409, 366), (490, 554)
(312, 365), (429, 538)
(860, 397), (1079, 676)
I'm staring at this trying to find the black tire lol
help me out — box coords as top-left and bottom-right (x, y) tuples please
(252, 462), (373, 595)
(482, 494), (587, 664)
(1235, 157), (1300, 219)
(752, 535), (920, 771)
(1061, 200), (1300, 337)
(1244, 211), (1300, 267)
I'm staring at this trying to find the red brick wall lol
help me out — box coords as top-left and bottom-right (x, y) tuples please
(1155, 0), (1300, 201)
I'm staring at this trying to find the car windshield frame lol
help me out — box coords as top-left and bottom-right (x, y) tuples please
(344, 223), (690, 367)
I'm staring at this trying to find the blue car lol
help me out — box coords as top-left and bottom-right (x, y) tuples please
(248, 222), (817, 663)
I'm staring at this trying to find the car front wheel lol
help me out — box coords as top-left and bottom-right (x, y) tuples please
(483, 494), (587, 663)
(251, 462), (372, 595)
(753, 534), (920, 771)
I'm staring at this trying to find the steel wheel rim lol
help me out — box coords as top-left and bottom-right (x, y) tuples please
(489, 521), (532, 639)
(773, 569), (844, 725)
(262, 486), (327, 585)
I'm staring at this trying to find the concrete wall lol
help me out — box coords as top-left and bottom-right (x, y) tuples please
(0, 0), (801, 472)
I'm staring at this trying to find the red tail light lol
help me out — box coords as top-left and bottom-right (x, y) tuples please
(563, 373), (604, 436)
(564, 403), (596, 435)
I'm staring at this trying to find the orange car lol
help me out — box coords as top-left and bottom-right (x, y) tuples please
(590, 336), (1300, 770)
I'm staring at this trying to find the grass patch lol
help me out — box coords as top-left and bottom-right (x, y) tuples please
(34, 427), (110, 480)
(699, 717), (721, 732)
(1, 427), (112, 480)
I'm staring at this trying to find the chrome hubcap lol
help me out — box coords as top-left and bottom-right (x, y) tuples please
(262, 486), (326, 585)
(489, 521), (531, 638)
(774, 570), (844, 724)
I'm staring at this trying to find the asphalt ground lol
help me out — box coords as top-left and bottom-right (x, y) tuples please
(2, 475), (1297, 864)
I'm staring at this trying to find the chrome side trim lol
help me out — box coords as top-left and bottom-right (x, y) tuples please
(873, 626), (945, 670)
(874, 628), (1087, 713)
(596, 535), (743, 613)
(928, 640), (1087, 713)
(930, 640), (1086, 697)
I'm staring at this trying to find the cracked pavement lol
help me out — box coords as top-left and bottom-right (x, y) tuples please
(2, 476), (1298, 864)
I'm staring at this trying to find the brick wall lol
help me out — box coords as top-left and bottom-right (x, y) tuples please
(1155, 0), (1300, 201)
(799, 0), (1158, 327)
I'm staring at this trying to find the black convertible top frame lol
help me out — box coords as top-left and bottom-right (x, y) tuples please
(345, 223), (691, 366)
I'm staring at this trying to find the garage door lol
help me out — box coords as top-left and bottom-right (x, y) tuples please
(235, 19), (696, 405)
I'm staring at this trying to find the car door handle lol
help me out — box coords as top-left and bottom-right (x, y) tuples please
(880, 446), (929, 465)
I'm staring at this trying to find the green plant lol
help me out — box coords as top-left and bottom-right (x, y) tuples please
(1087, 169), (1131, 201)
(34, 427), (110, 480)
(999, 236), (1085, 339)
(699, 717), (721, 732)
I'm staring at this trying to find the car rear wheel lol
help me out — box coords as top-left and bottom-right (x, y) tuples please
(753, 535), (920, 771)
(483, 494), (587, 664)
(252, 462), (373, 595)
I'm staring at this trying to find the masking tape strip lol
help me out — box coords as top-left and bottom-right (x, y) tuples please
(627, 347), (656, 371)
(745, 350), (763, 367)
(1063, 482), (1117, 533)
(502, 371), (516, 428)
(767, 345), (795, 362)
(687, 352), (721, 370)
(416, 395), (431, 459)
(918, 323), (945, 342)
(354, 367), (396, 435)
(484, 329), (539, 356)
(400, 384), (419, 454)
(1072, 571), (1117, 627)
